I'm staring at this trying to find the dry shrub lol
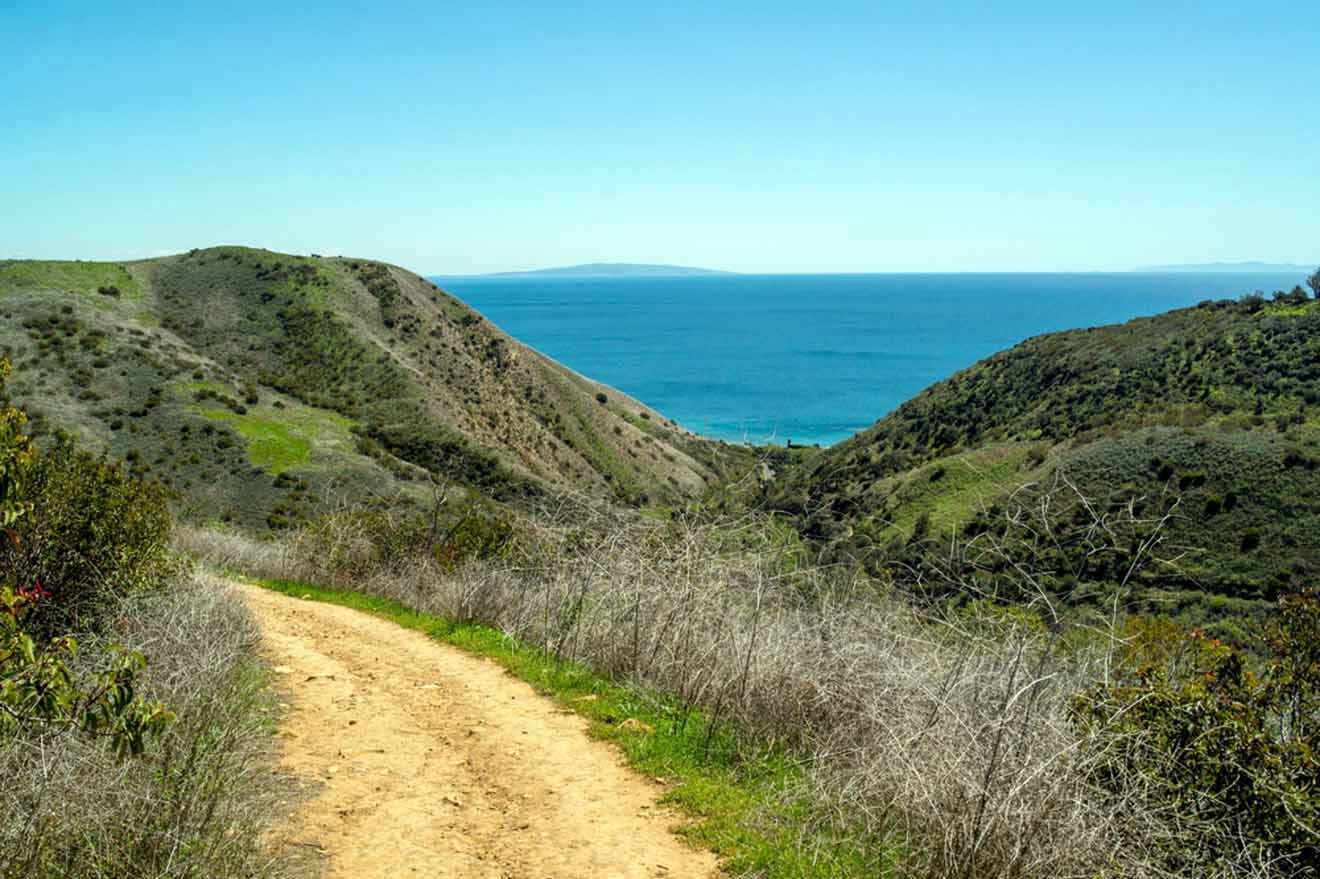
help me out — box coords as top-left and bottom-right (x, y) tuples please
(177, 484), (1294, 879)
(175, 524), (287, 578)
(0, 570), (283, 878)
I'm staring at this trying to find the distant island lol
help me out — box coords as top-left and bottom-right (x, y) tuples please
(1137, 261), (1315, 274)
(438, 262), (737, 280)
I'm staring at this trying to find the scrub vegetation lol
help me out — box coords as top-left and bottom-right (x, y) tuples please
(182, 484), (1318, 879)
(0, 246), (729, 530)
(5, 247), (1318, 877)
(0, 357), (282, 878)
(772, 287), (1320, 624)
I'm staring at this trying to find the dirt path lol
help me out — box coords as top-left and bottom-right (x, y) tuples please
(242, 584), (720, 879)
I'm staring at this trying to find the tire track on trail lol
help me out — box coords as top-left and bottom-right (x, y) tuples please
(242, 583), (720, 879)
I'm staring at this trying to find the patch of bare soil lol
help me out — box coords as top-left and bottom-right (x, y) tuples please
(241, 584), (720, 878)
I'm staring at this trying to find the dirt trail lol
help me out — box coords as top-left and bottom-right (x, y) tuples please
(242, 584), (720, 879)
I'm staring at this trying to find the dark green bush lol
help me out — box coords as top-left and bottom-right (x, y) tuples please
(2, 439), (176, 636)
(192, 387), (247, 414)
(433, 509), (514, 570)
(358, 403), (541, 503)
(353, 262), (402, 319)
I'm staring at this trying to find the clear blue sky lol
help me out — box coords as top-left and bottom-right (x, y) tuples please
(3, 1), (1316, 273)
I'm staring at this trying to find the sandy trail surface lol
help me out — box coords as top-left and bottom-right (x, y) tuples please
(242, 584), (720, 879)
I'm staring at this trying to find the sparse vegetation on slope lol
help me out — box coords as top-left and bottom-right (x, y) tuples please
(0, 246), (725, 530)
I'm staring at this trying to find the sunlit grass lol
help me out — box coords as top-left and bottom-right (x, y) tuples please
(0, 259), (142, 300)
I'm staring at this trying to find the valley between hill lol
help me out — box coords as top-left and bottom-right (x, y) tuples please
(4, 252), (1319, 879)
(5, 248), (1318, 629)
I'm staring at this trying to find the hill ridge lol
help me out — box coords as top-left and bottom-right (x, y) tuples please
(1136, 260), (1315, 274)
(771, 289), (1320, 621)
(0, 246), (746, 529)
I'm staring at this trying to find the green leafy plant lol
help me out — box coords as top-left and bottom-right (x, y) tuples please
(432, 507), (514, 570)
(1, 584), (173, 756)
(0, 358), (34, 532)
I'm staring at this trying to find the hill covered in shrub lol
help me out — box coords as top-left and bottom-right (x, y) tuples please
(770, 287), (1320, 622)
(0, 247), (744, 529)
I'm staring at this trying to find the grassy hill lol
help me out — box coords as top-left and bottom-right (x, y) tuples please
(770, 290), (1320, 623)
(0, 247), (743, 529)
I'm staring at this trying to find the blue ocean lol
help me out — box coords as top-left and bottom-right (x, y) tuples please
(436, 273), (1307, 447)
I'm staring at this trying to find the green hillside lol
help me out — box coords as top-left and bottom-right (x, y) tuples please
(0, 247), (742, 529)
(771, 289), (1320, 621)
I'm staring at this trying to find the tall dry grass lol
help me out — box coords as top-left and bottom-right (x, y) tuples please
(176, 486), (1273, 879)
(0, 570), (284, 879)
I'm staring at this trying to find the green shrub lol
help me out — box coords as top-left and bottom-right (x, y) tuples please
(0, 359), (33, 531)
(192, 386), (247, 414)
(432, 507), (514, 570)
(359, 403), (541, 502)
(2, 438), (175, 637)
(1075, 592), (1319, 876)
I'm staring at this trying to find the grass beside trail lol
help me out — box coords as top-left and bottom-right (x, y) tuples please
(255, 577), (892, 878)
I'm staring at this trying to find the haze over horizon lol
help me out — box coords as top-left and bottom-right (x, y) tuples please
(438, 260), (1317, 279)
(3, 2), (1317, 274)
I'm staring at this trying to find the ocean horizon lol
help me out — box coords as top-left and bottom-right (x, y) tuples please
(437, 271), (1309, 447)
